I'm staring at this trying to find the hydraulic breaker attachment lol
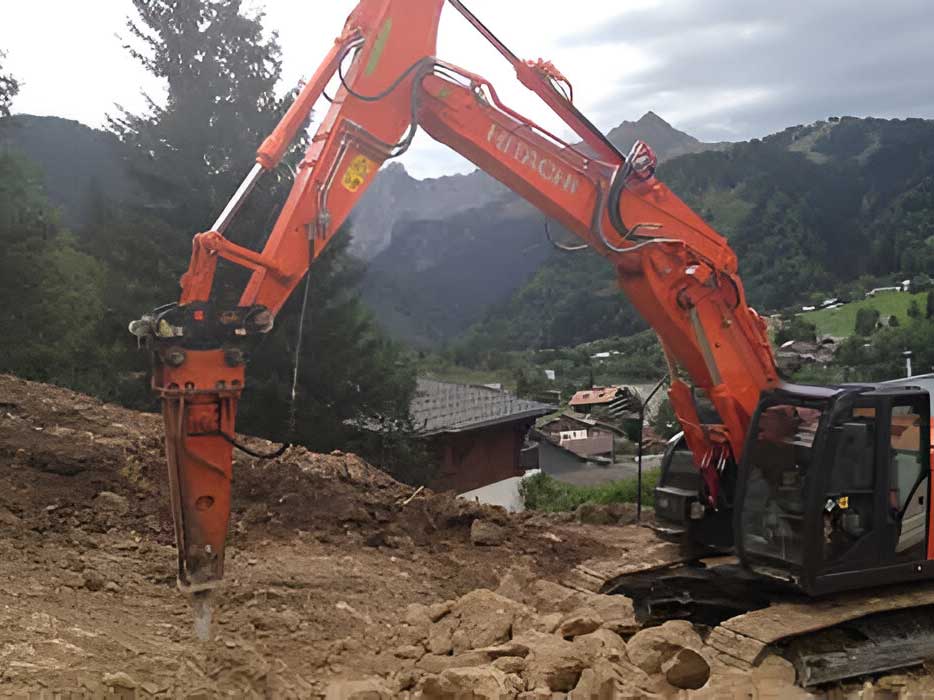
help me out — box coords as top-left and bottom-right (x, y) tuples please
(153, 349), (244, 593)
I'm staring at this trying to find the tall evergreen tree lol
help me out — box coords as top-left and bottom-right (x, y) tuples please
(99, 0), (420, 475)
(109, 0), (287, 234)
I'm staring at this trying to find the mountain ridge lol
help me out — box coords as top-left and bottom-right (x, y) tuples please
(358, 112), (730, 345)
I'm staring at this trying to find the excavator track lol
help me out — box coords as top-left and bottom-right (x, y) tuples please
(706, 581), (934, 685)
(597, 554), (934, 687)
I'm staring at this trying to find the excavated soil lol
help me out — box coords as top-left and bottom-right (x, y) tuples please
(3, 374), (934, 699)
(0, 375), (622, 697)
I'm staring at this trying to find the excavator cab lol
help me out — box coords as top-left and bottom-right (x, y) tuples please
(656, 379), (934, 595)
(734, 380), (932, 595)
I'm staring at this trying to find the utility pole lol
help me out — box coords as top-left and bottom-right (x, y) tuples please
(636, 376), (668, 522)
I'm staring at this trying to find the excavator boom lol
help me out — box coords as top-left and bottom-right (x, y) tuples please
(132, 0), (776, 596)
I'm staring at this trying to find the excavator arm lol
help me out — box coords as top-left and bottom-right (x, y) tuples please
(131, 0), (779, 599)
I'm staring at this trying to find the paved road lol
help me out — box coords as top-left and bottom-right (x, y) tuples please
(552, 455), (663, 487)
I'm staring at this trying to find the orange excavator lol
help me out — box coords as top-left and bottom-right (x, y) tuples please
(131, 0), (934, 681)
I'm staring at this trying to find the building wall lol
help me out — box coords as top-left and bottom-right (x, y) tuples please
(430, 421), (528, 494)
(537, 439), (589, 476)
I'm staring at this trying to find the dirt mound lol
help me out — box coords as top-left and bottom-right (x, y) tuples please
(0, 375), (518, 550)
(0, 375), (630, 696)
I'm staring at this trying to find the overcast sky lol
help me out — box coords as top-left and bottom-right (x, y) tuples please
(2, 0), (932, 179)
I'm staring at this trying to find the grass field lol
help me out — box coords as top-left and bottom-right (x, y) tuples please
(520, 470), (661, 511)
(802, 291), (925, 337)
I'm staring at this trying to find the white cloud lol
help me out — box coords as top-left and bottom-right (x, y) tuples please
(1, 0), (652, 178)
(3, 0), (931, 178)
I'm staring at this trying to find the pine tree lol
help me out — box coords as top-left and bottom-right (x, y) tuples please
(101, 0), (420, 471)
(109, 0), (289, 235)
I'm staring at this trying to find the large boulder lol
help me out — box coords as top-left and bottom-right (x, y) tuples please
(573, 628), (628, 663)
(528, 580), (593, 613)
(495, 566), (536, 605)
(416, 651), (491, 675)
(515, 632), (592, 692)
(569, 658), (665, 700)
(470, 519), (508, 546)
(324, 679), (394, 700)
(663, 648), (711, 690)
(419, 667), (522, 699)
(588, 595), (638, 635)
(445, 589), (530, 654)
(513, 610), (563, 637)
(558, 608), (602, 638)
(627, 620), (703, 674)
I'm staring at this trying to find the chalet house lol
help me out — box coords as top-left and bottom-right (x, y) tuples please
(568, 385), (640, 418)
(412, 379), (553, 494)
(538, 412), (624, 462)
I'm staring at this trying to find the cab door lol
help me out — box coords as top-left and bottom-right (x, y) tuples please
(881, 395), (929, 564)
(812, 391), (932, 594)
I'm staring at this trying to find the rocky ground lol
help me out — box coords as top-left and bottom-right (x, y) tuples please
(0, 374), (932, 699)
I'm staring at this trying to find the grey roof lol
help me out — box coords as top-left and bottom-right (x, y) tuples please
(412, 379), (554, 436)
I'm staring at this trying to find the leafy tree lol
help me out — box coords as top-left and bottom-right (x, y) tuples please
(0, 51), (19, 117)
(0, 152), (107, 391)
(855, 308), (881, 336)
(927, 290), (934, 319)
(908, 300), (922, 319)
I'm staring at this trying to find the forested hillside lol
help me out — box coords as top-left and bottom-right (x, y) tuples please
(361, 112), (727, 345)
(460, 116), (934, 356)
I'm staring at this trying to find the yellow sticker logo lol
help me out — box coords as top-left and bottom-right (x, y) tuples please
(838, 496), (849, 510)
(342, 155), (375, 192)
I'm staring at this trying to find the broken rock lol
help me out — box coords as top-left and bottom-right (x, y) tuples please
(589, 595), (639, 635)
(513, 610), (562, 637)
(420, 667), (521, 700)
(102, 672), (138, 689)
(416, 651), (491, 675)
(447, 589), (529, 653)
(558, 608), (602, 638)
(574, 628), (628, 662)
(529, 580), (592, 613)
(470, 519), (508, 546)
(517, 631), (592, 692)
(569, 658), (664, 700)
(627, 619), (703, 674)
(324, 678), (394, 700)
(492, 656), (526, 675)
(663, 648), (711, 690)
(495, 565), (536, 604)
(81, 569), (105, 592)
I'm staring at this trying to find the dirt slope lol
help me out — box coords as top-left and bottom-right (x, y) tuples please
(0, 375), (619, 697)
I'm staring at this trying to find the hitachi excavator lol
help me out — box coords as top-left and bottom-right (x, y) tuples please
(130, 0), (934, 685)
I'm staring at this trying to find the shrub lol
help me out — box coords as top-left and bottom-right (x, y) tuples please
(520, 470), (660, 512)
